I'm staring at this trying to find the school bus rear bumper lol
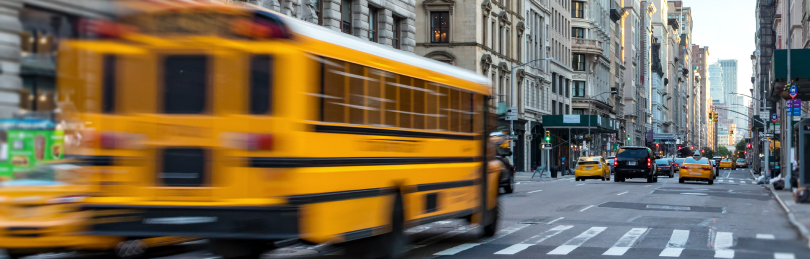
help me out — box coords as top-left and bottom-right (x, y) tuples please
(82, 204), (299, 240)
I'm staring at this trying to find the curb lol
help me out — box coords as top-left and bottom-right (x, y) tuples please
(755, 169), (810, 248)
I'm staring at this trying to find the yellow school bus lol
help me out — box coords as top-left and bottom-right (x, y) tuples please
(58, 1), (498, 258)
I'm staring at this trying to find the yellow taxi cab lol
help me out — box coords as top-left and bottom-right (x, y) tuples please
(0, 163), (195, 259)
(575, 156), (610, 181)
(719, 158), (735, 169)
(678, 157), (714, 185)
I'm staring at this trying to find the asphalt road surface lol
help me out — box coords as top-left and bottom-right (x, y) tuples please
(11, 168), (810, 259)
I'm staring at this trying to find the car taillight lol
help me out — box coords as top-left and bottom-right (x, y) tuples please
(647, 158), (651, 168)
(681, 166), (689, 169)
(614, 159), (618, 167)
(703, 167), (712, 170)
(664, 166), (670, 169)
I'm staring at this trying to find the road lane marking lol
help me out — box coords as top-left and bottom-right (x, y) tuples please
(660, 229), (689, 257)
(603, 228), (648, 256)
(579, 205), (595, 212)
(576, 183), (585, 186)
(718, 180), (724, 182)
(546, 217), (565, 225)
(429, 223), (530, 255)
(714, 232), (734, 258)
(645, 185), (652, 187)
(433, 243), (481, 255)
(494, 225), (573, 255)
(547, 227), (607, 255)
(528, 190), (543, 193)
(728, 180), (735, 183)
(617, 191), (629, 196)
(757, 234), (775, 240)
(774, 252), (796, 259)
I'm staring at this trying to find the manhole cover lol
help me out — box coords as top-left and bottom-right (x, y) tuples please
(680, 193), (708, 196)
(262, 248), (319, 258)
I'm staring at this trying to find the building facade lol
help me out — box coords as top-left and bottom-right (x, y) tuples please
(709, 63), (724, 103)
(691, 45), (709, 148)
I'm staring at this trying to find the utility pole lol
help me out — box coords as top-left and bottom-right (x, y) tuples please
(786, 0), (793, 188)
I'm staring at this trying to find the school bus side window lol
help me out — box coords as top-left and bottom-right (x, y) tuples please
(163, 55), (207, 114)
(318, 56), (475, 133)
(249, 55), (273, 114)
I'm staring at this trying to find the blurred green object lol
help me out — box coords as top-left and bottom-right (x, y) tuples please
(0, 118), (64, 181)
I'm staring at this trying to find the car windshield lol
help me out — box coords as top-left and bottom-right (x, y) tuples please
(722, 159), (731, 162)
(737, 159), (745, 162)
(617, 148), (647, 157)
(675, 158), (685, 165)
(655, 159), (670, 165)
(685, 157), (709, 164)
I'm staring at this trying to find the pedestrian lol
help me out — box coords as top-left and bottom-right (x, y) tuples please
(791, 161), (799, 190)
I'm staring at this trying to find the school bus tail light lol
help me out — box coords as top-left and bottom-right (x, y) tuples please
(99, 131), (145, 149)
(247, 134), (274, 151)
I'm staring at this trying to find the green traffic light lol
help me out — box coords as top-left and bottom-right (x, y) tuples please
(545, 137), (550, 142)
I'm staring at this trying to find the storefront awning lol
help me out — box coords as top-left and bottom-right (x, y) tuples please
(772, 49), (810, 99)
(541, 115), (618, 133)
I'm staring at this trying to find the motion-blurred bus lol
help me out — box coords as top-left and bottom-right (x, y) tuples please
(58, 1), (499, 258)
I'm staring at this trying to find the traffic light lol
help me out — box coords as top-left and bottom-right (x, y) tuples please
(747, 143), (752, 149)
(690, 146), (694, 150)
(627, 135), (631, 141)
(730, 130), (734, 135)
(545, 131), (551, 142)
(655, 143), (659, 148)
(714, 113), (718, 121)
(708, 112), (713, 122)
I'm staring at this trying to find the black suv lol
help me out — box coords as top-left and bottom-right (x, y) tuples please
(614, 146), (658, 183)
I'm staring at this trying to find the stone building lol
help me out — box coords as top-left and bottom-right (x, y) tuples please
(691, 45), (709, 148)
(621, 0), (650, 146)
(414, 0), (527, 168)
(0, 0), (112, 118)
(245, 0), (416, 52)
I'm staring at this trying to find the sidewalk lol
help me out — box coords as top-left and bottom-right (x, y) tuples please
(515, 171), (575, 182)
(753, 169), (810, 248)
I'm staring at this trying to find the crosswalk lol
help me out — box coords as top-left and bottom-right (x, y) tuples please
(431, 223), (801, 258)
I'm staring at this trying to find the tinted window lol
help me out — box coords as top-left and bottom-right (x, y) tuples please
(578, 161), (599, 165)
(617, 148), (647, 158)
(655, 159), (670, 165)
(249, 55), (273, 114)
(675, 158), (685, 165)
(164, 55), (207, 114)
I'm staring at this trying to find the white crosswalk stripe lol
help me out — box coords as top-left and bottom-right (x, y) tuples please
(432, 223), (530, 255)
(660, 229), (689, 257)
(714, 232), (734, 258)
(603, 228), (648, 256)
(757, 234), (776, 240)
(774, 252), (796, 259)
(547, 227), (607, 255)
(494, 225), (573, 255)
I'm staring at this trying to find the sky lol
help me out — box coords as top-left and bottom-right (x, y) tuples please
(686, 0), (757, 94)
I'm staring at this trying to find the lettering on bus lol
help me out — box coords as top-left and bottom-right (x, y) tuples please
(360, 139), (421, 153)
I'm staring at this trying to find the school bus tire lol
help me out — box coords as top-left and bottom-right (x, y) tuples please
(5, 251), (32, 259)
(209, 239), (268, 259)
(483, 200), (499, 237)
(345, 192), (407, 259)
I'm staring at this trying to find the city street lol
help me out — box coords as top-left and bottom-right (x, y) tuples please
(13, 168), (809, 259)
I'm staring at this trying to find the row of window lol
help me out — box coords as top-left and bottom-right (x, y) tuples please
(313, 0), (404, 49)
(481, 13), (518, 61)
(551, 100), (569, 115)
(318, 57), (476, 133)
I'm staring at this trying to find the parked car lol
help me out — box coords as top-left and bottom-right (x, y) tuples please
(575, 156), (611, 181)
(613, 146), (658, 183)
(679, 157), (714, 184)
(655, 159), (675, 178)
(606, 157), (615, 174)
(736, 158), (748, 168)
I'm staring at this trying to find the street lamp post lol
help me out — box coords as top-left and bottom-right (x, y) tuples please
(509, 57), (553, 168)
(587, 91), (617, 156)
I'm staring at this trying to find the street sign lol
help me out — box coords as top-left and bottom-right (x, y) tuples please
(506, 107), (518, 116)
(795, 99), (802, 116)
(771, 113), (778, 123)
(790, 85), (798, 99)
(505, 115), (518, 120)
